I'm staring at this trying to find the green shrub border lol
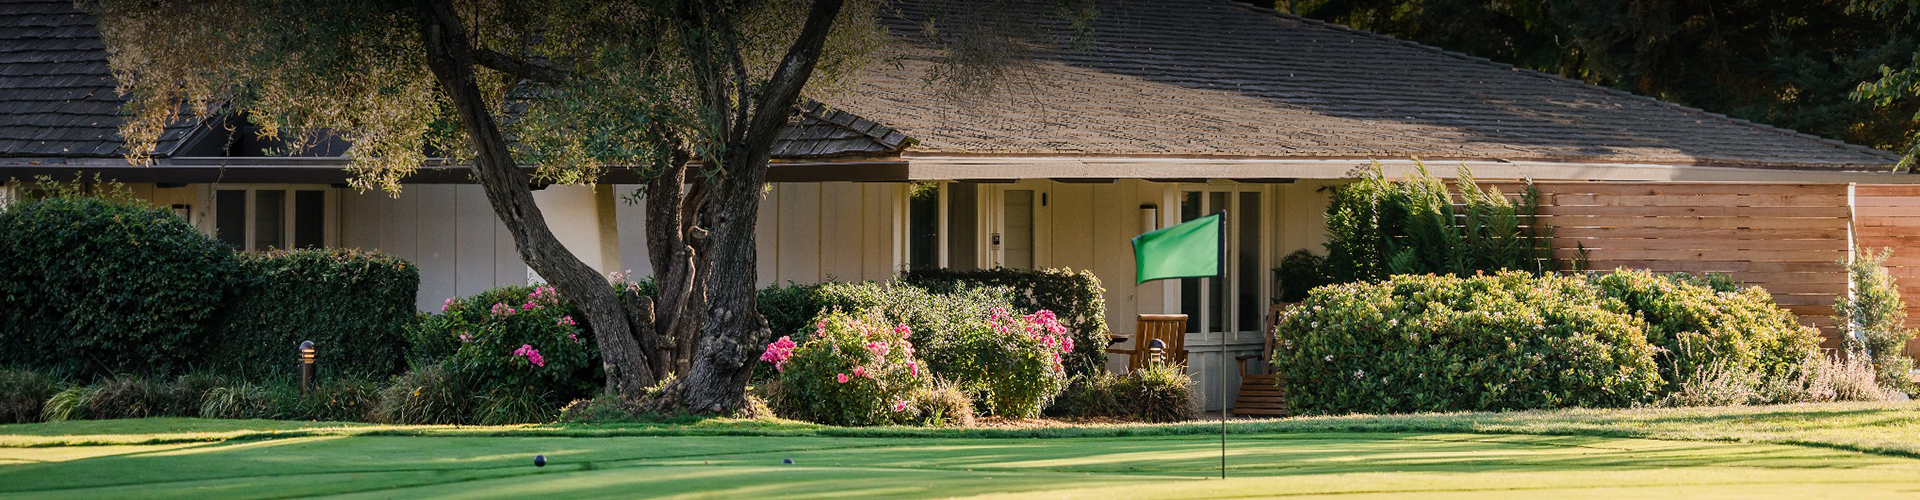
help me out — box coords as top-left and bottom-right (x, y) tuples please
(903, 268), (1111, 376)
(217, 249), (420, 379)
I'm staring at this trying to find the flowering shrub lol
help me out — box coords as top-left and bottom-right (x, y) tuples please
(768, 308), (931, 426)
(1593, 269), (1826, 400)
(1276, 272), (1662, 414)
(408, 285), (600, 419)
(941, 308), (1074, 418)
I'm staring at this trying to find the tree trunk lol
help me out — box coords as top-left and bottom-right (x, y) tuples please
(663, 0), (846, 414)
(417, 0), (655, 396)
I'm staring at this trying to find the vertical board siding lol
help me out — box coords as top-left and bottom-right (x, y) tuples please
(1487, 181), (1852, 347)
(1848, 184), (1920, 357)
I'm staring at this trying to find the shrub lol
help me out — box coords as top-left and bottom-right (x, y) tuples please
(1274, 250), (1328, 303)
(0, 196), (238, 378)
(1836, 248), (1919, 395)
(1047, 373), (1126, 419)
(1276, 272), (1662, 414)
(1046, 368), (1198, 422)
(759, 282), (829, 339)
(169, 372), (235, 416)
(199, 384), (278, 419)
(907, 380), (976, 427)
(374, 365), (473, 425)
(939, 308), (1074, 418)
(217, 249), (419, 379)
(1592, 270), (1826, 400)
(1116, 362), (1200, 423)
(0, 369), (64, 424)
(903, 267), (1111, 376)
(293, 378), (383, 422)
(1321, 162), (1554, 284)
(411, 285), (601, 413)
(41, 386), (91, 422)
(765, 309), (930, 426)
(78, 375), (176, 420)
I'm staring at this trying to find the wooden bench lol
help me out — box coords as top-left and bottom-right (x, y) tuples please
(1232, 303), (1294, 417)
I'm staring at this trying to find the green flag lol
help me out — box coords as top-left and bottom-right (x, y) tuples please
(1133, 211), (1225, 284)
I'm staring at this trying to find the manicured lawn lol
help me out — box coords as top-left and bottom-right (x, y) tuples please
(4, 402), (1920, 499)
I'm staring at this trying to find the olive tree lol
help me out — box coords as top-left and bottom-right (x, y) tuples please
(89, 0), (1076, 412)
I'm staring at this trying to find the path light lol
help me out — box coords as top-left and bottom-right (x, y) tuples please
(1149, 339), (1167, 366)
(299, 340), (316, 395)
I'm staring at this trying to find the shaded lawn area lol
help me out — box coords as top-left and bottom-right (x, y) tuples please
(3, 402), (1920, 499)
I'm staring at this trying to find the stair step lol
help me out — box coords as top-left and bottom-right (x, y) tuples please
(1235, 396), (1286, 403)
(1232, 408), (1290, 416)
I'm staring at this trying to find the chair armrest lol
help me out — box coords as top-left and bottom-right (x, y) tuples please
(1103, 348), (1133, 356)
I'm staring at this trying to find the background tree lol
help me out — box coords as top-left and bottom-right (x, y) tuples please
(1852, 0), (1920, 168)
(1283, 0), (1920, 161)
(89, 0), (1073, 412)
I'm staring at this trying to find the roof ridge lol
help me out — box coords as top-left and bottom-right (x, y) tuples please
(1220, 0), (1903, 163)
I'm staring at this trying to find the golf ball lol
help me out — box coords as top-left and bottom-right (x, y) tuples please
(534, 455), (547, 467)
(783, 458), (794, 465)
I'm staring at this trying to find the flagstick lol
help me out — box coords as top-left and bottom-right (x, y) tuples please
(1217, 210), (1228, 481)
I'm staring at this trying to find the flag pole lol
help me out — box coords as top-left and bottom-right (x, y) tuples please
(1216, 209), (1228, 481)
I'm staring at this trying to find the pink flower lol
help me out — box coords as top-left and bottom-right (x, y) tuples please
(568, 332), (580, 343)
(557, 316), (577, 327)
(442, 297), (455, 312)
(512, 344), (545, 367)
(864, 341), (890, 358)
(760, 336), (797, 371)
(457, 333), (472, 343)
(836, 373), (850, 384)
(490, 303), (516, 316)
(895, 324), (912, 338)
(892, 400), (909, 412)
(852, 366), (869, 378)
(814, 319), (828, 336)
(907, 361), (919, 377)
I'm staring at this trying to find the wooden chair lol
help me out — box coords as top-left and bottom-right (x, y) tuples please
(1105, 314), (1189, 372)
(1232, 303), (1294, 417)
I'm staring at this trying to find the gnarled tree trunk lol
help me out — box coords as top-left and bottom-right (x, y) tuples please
(417, 0), (655, 397)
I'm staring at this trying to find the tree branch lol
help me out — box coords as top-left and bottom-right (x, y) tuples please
(472, 48), (567, 84)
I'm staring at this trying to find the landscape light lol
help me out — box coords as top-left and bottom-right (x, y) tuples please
(299, 340), (315, 395)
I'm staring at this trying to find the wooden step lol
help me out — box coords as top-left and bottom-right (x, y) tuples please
(1236, 396), (1286, 403)
(1232, 407), (1290, 416)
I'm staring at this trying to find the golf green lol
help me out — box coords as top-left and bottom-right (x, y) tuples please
(3, 425), (1919, 499)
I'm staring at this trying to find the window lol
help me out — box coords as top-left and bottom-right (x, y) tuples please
(216, 189), (328, 250)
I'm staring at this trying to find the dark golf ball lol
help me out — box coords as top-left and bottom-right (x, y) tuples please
(782, 458), (794, 465)
(534, 455), (547, 467)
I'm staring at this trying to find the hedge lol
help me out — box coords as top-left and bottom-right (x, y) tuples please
(217, 249), (420, 379)
(0, 196), (238, 378)
(903, 267), (1111, 376)
(1275, 272), (1663, 414)
(1591, 270), (1825, 396)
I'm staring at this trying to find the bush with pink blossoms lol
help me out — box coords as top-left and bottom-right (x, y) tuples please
(940, 307), (1073, 418)
(768, 308), (934, 426)
(407, 285), (600, 420)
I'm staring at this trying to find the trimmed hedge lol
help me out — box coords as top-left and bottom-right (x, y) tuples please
(0, 196), (239, 378)
(1592, 270), (1825, 397)
(903, 267), (1111, 376)
(1276, 272), (1663, 414)
(218, 249), (419, 379)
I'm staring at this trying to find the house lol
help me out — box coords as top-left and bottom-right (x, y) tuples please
(3, 0), (1914, 410)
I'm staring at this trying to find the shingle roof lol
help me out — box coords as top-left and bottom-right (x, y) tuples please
(1, 0), (1900, 172)
(0, 0), (198, 158)
(824, 0), (1902, 171)
(770, 101), (913, 158)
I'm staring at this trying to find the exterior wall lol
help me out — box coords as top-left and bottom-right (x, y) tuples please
(1014, 179), (1336, 411)
(614, 182), (909, 287)
(339, 184), (541, 310)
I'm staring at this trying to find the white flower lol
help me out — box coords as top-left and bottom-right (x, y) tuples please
(1387, 319), (1399, 328)
(1354, 370), (1366, 379)
(1324, 355), (1334, 362)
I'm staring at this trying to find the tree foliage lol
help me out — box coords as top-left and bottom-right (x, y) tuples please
(1287, 0), (1920, 163)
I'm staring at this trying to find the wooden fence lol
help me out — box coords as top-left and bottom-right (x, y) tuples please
(1485, 182), (1854, 348)
(1849, 185), (1920, 357)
